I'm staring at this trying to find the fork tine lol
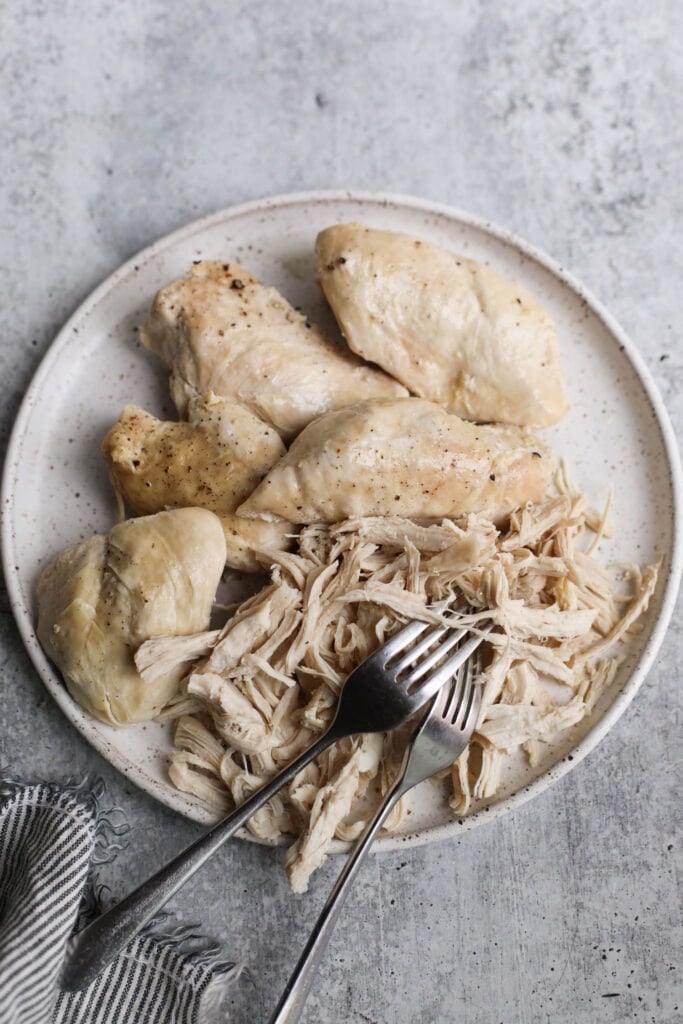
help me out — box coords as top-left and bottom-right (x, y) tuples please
(417, 645), (478, 738)
(374, 619), (430, 663)
(453, 649), (483, 728)
(461, 682), (480, 730)
(456, 677), (479, 731)
(442, 667), (468, 722)
(419, 684), (450, 724)
(400, 624), (470, 684)
(406, 625), (491, 700)
(391, 625), (448, 675)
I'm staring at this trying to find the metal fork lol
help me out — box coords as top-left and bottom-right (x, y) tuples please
(269, 647), (484, 1024)
(61, 614), (490, 992)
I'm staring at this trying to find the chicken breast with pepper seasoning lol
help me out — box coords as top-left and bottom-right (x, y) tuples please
(141, 260), (407, 441)
(36, 508), (227, 725)
(316, 223), (568, 428)
(102, 395), (292, 571)
(237, 397), (556, 524)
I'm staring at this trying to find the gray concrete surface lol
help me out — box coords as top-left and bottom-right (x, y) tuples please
(1, 2), (681, 1021)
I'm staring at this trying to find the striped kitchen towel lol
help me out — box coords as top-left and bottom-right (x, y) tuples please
(0, 777), (240, 1024)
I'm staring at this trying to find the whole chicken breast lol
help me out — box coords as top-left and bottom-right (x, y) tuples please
(141, 260), (406, 440)
(36, 509), (227, 726)
(316, 223), (568, 428)
(238, 398), (556, 524)
(102, 395), (291, 571)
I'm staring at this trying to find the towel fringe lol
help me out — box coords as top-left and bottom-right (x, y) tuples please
(198, 961), (245, 1022)
(0, 769), (129, 863)
(142, 913), (244, 969)
(133, 919), (245, 1020)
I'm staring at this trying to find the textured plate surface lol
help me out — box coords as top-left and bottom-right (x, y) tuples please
(3, 190), (681, 851)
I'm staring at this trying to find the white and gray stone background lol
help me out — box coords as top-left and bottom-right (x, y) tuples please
(1, 2), (681, 1022)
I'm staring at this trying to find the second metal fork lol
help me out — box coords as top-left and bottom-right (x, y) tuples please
(269, 647), (484, 1024)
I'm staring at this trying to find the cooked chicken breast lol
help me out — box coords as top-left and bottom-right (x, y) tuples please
(238, 398), (556, 524)
(36, 509), (227, 726)
(102, 395), (291, 571)
(316, 223), (568, 428)
(141, 260), (406, 440)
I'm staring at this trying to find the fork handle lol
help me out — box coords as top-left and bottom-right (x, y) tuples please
(269, 774), (406, 1024)
(60, 727), (338, 993)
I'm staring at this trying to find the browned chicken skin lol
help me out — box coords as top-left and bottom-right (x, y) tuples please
(102, 395), (292, 571)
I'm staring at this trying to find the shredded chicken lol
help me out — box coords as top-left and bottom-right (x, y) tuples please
(137, 487), (658, 892)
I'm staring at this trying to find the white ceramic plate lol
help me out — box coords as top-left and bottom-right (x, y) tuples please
(3, 191), (681, 852)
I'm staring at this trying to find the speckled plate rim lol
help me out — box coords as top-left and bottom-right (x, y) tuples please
(2, 189), (682, 853)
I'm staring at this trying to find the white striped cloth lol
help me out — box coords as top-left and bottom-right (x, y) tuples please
(0, 778), (240, 1023)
